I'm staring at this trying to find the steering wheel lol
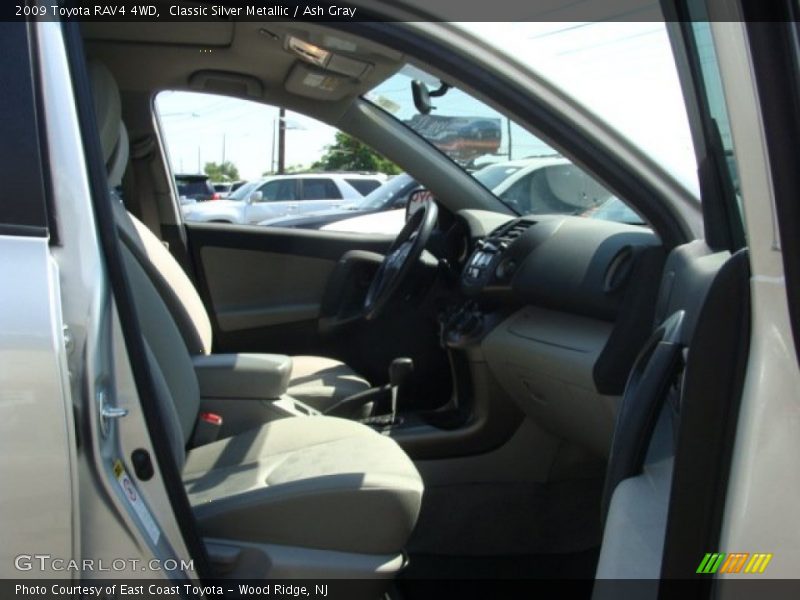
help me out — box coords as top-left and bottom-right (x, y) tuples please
(364, 200), (438, 320)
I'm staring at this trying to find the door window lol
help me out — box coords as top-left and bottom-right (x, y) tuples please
(675, 6), (746, 249)
(155, 91), (401, 231)
(260, 179), (296, 202)
(301, 178), (340, 200)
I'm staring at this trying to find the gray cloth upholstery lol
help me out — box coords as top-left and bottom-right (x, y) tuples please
(184, 416), (423, 554)
(121, 242), (201, 447)
(114, 190), (369, 411)
(114, 198), (214, 355)
(192, 353), (293, 400)
(288, 356), (372, 410)
(90, 59), (422, 558)
(92, 59), (369, 410)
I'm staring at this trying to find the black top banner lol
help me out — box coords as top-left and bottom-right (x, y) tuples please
(4, 0), (796, 22)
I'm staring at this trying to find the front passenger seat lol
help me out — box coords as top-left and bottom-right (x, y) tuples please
(89, 60), (422, 580)
(90, 61), (369, 412)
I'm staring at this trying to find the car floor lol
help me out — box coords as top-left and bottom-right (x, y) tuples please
(389, 475), (603, 593)
(406, 477), (604, 557)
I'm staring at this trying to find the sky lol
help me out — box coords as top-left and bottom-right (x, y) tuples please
(155, 22), (697, 194)
(155, 92), (338, 179)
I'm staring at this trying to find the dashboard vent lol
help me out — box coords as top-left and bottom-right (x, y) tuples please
(489, 218), (536, 243)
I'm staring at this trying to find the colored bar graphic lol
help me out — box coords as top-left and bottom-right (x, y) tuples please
(719, 553), (749, 573)
(698, 552), (773, 574)
(697, 553), (726, 574)
(744, 553), (773, 574)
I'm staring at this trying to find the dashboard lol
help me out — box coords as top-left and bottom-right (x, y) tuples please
(439, 209), (664, 456)
(458, 213), (659, 320)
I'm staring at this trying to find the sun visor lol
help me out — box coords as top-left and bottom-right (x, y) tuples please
(284, 63), (360, 101)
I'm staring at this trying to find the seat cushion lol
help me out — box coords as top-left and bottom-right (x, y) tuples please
(288, 355), (371, 411)
(183, 416), (423, 555)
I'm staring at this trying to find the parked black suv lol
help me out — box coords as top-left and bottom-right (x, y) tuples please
(175, 173), (218, 202)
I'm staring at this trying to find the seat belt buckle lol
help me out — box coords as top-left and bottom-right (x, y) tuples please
(191, 411), (223, 447)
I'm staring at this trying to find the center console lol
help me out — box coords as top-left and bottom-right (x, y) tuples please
(192, 353), (320, 442)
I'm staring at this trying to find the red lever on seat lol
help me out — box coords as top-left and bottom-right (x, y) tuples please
(199, 412), (223, 426)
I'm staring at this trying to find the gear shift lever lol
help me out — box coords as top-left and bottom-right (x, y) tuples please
(389, 357), (414, 423)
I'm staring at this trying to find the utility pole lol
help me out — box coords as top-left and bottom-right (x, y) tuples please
(507, 118), (513, 160)
(221, 133), (226, 165)
(277, 107), (286, 174)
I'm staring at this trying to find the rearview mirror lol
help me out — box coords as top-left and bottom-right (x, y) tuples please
(411, 80), (432, 115)
(406, 189), (433, 222)
(411, 80), (450, 115)
(247, 191), (263, 205)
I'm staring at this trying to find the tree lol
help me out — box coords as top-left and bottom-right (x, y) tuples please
(311, 133), (402, 175)
(204, 161), (240, 182)
(262, 164), (307, 176)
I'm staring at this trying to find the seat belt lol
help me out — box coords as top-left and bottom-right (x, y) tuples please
(600, 310), (686, 524)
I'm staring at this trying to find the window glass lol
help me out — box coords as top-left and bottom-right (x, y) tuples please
(176, 179), (214, 200)
(260, 179), (295, 201)
(357, 174), (419, 211)
(228, 181), (258, 201)
(474, 165), (523, 190)
(366, 67), (645, 226)
(458, 22), (697, 197)
(156, 91), (401, 231)
(691, 21), (742, 206)
(347, 179), (382, 195)
(301, 179), (339, 200)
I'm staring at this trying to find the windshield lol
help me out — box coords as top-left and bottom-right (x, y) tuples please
(457, 23), (697, 197)
(366, 66), (625, 220)
(228, 181), (258, 201)
(473, 164), (523, 189)
(358, 173), (417, 210)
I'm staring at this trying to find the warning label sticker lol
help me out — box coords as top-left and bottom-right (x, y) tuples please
(113, 459), (161, 545)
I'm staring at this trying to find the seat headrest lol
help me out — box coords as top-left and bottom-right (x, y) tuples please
(88, 60), (128, 187)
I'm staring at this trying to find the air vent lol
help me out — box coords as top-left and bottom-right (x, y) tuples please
(488, 218), (536, 243)
(604, 245), (635, 294)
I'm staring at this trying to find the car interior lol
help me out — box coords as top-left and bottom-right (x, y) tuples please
(76, 17), (751, 592)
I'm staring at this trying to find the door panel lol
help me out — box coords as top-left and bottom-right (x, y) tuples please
(185, 222), (393, 358)
(201, 247), (336, 331)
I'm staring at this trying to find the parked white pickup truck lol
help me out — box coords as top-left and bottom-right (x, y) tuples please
(181, 173), (385, 224)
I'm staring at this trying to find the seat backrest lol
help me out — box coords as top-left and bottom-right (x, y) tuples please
(88, 62), (213, 357)
(90, 60), (202, 468)
(114, 203), (213, 355)
(594, 241), (750, 585)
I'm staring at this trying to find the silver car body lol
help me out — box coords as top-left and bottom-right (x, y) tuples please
(181, 174), (385, 224)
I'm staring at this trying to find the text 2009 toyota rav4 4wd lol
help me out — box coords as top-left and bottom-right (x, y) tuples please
(1, 1), (799, 598)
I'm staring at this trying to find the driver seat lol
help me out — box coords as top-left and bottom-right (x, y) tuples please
(91, 63), (370, 414)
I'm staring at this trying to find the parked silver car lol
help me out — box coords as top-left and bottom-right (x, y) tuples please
(181, 172), (385, 224)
